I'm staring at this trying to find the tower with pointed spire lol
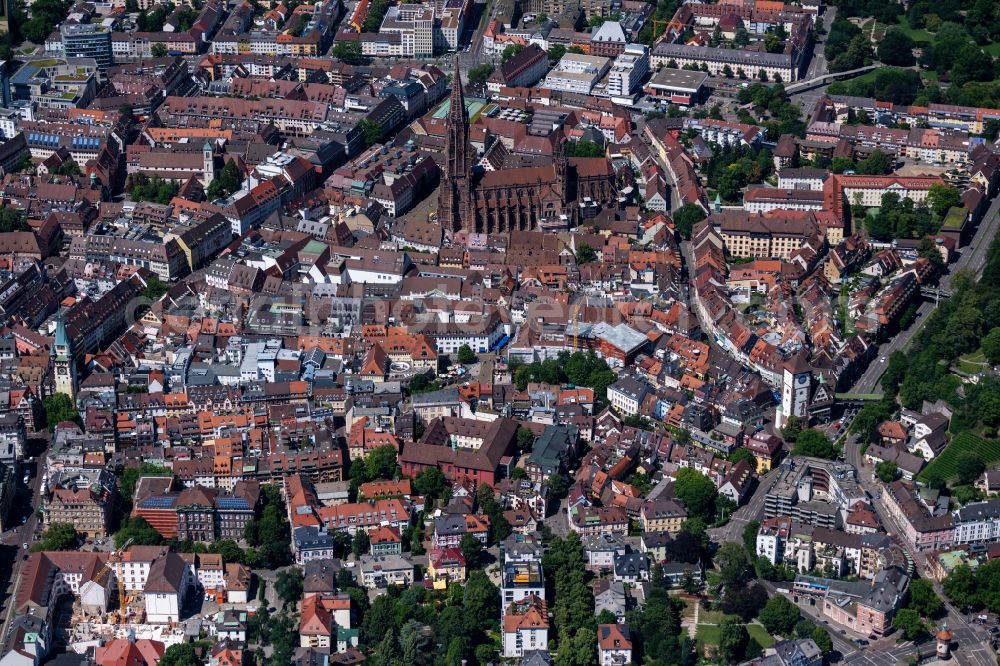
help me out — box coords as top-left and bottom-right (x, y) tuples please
(51, 315), (77, 401)
(437, 57), (473, 232)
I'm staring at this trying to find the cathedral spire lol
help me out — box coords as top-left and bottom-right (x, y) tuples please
(437, 57), (473, 232)
(449, 55), (468, 127)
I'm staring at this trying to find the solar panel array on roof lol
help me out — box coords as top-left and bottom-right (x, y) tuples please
(71, 136), (99, 148)
(140, 496), (177, 508)
(216, 497), (249, 509)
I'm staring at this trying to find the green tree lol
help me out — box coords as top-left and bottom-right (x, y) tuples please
(743, 519), (761, 555)
(596, 609), (617, 625)
(764, 31), (784, 53)
(983, 328), (1000, 365)
(115, 516), (164, 548)
(413, 467), (451, 505)
(877, 28), (915, 66)
(956, 453), (986, 486)
(463, 569), (499, 625)
(942, 565), (978, 609)
(831, 156), (856, 174)
(781, 415), (802, 442)
(547, 43), (566, 64)
(563, 140), (605, 157)
(501, 43), (524, 63)
(358, 119), (382, 148)
(626, 472), (654, 495)
(159, 642), (210, 666)
(460, 532), (483, 568)
(908, 578), (943, 618)
(982, 119), (1000, 142)
(363, 0), (388, 31)
(758, 595), (801, 636)
(352, 529), (370, 557)
(555, 626), (597, 666)
(350, 444), (399, 484)
(57, 159), (81, 176)
(516, 426), (535, 453)
(467, 63), (494, 84)
(715, 542), (751, 588)
(673, 203), (706, 240)
(331, 40), (364, 64)
(150, 43), (168, 58)
(210, 539), (247, 565)
(575, 242), (597, 264)
(927, 183), (961, 219)
(457, 344), (476, 364)
(875, 460), (900, 483)
(545, 473), (567, 498)
(792, 429), (837, 459)
(729, 448), (755, 467)
(275, 568), (304, 606)
(243, 484), (292, 568)
(0, 207), (29, 233)
(720, 583), (768, 621)
(856, 148), (893, 175)
(143, 276), (170, 301)
(719, 615), (750, 663)
(812, 626), (833, 653)
(44, 393), (79, 431)
(851, 402), (891, 444)
(674, 468), (717, 521)
(892, 608), (927, 640)
(208, 159), (242, 200)
(32, 523), (78, 552)
(476, 484), (512, 542)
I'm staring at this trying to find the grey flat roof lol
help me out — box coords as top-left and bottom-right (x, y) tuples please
(652, 43), (793, 68)
(647, 67), (709, 93)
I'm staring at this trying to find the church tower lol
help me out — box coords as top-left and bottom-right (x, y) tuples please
(776, 354), (811, 429)
(203, 142), (215, 187)
(437, 57), (473, 232)
(51, 316), (77, 401)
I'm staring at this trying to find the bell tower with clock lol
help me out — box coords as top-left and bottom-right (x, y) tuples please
(777, 354), (811, 430)
(51, 315), (77, 401)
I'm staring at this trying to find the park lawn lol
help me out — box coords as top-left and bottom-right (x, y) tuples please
(696, 624), (721, 651)
(918, 432), (1000, 481)
(747, 623), (775, 648)
(956, 349), (989, 374)
(698, 609), (729, 625)
(842, 70), (880, 87)
(985, 42), (1000, 57)
(896, 16), (933, 43)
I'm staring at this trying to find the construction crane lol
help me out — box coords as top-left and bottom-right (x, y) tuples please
(650, 19), (671, 40)
(89, 537), (134, 619)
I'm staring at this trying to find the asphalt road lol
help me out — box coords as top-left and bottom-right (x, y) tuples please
(789, 6), (837, 115)
(0, 439), (48, 648)
(708, 465), (784, 544)
(850, 190), (1000, 394)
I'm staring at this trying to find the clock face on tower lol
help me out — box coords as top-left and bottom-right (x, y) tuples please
(797, 375), (808, 384)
